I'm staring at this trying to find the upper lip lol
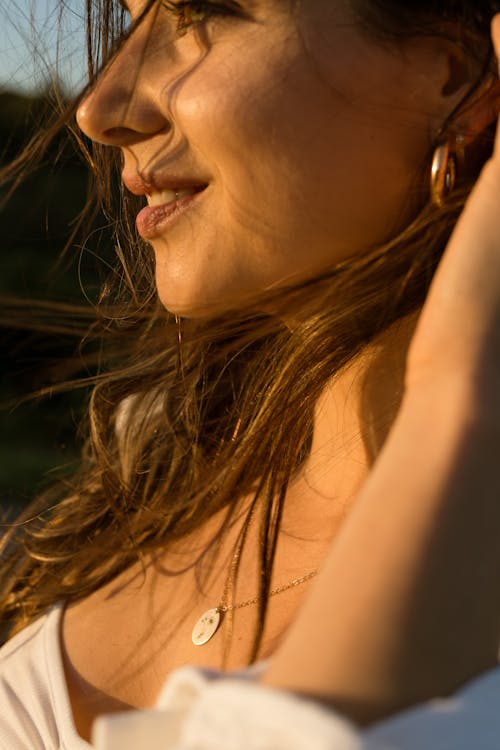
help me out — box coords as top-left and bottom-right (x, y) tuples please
(122, 171), (209, 196)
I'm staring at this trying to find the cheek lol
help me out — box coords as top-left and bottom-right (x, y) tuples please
(172, 42), (316, 237)
(177, 45), (326, 205)
(172, 27), (307, 164)
(170, 31), (431, 276)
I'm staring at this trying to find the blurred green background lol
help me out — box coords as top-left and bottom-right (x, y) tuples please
(0, 88), (107, 517)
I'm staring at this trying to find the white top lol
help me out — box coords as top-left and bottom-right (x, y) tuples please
(2, 602), (500, 750)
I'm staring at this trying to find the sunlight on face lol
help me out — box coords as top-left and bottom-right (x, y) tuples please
(77, 0), (446, 316)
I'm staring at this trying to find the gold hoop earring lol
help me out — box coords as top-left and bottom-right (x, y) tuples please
(430, 141), (457, 208)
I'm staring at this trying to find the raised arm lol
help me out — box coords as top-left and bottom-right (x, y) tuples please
(260, 14), (500, 727)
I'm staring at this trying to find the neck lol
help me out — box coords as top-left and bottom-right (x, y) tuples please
(280, 311), (420, 546)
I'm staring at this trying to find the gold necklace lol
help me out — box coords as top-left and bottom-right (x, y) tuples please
(191, 503), (319, 646)
(191, 569), (319, 645)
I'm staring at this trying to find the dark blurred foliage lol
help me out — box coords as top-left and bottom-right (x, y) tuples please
(0, 88), (110, 516)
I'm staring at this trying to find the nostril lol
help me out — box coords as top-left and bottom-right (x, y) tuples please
(76, 93), (171, 146)
(103, 126), (139, 141)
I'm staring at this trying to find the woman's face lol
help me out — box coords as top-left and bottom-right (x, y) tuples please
(77, 0), (452, 316)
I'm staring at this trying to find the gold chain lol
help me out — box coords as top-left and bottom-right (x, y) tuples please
(216, 501), (318, 613)
(217, 569), (318, 613)
(191, 424), (319, 649)
(191, 500), (319, 649)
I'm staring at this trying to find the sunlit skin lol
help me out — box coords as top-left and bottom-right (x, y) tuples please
(75, 0), (474, 563)
(76, 0), (467, 317)
(62, 3), (498, 742)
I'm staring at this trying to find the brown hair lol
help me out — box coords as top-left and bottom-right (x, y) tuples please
(0, 0), (498, 664)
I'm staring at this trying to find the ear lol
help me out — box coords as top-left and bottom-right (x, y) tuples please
(452, 76), (500, 144)
(439, 38), (500, 144)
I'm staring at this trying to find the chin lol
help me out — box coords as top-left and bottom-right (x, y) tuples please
(153, 252), (306, 320)
(155, 268), (214, 318)
(155, 267), (263, 320)
(156, 283), (240, 320)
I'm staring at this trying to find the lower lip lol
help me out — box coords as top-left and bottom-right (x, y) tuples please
(136, 188), (207, 240)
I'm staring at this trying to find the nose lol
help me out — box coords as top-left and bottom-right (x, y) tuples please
(76, 26), (170, 147)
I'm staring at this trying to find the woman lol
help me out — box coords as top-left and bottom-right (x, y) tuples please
(1, 0), (500, 747)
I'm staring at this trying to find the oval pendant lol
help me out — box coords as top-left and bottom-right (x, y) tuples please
(192, 608), (221, 645)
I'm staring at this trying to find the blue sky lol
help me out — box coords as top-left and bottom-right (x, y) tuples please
(0, 0), (87, 93)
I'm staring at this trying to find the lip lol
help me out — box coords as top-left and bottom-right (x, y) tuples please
(122, 170), (210, 196)
(136, 186), (207, 240)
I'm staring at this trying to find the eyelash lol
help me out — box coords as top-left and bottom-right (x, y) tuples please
(162, 0), (237, 36)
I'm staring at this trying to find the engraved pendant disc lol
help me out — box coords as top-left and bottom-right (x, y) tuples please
(192, 608), (221, 645)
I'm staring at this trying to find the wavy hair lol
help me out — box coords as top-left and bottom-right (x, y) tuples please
(0, 0), (499, 664)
